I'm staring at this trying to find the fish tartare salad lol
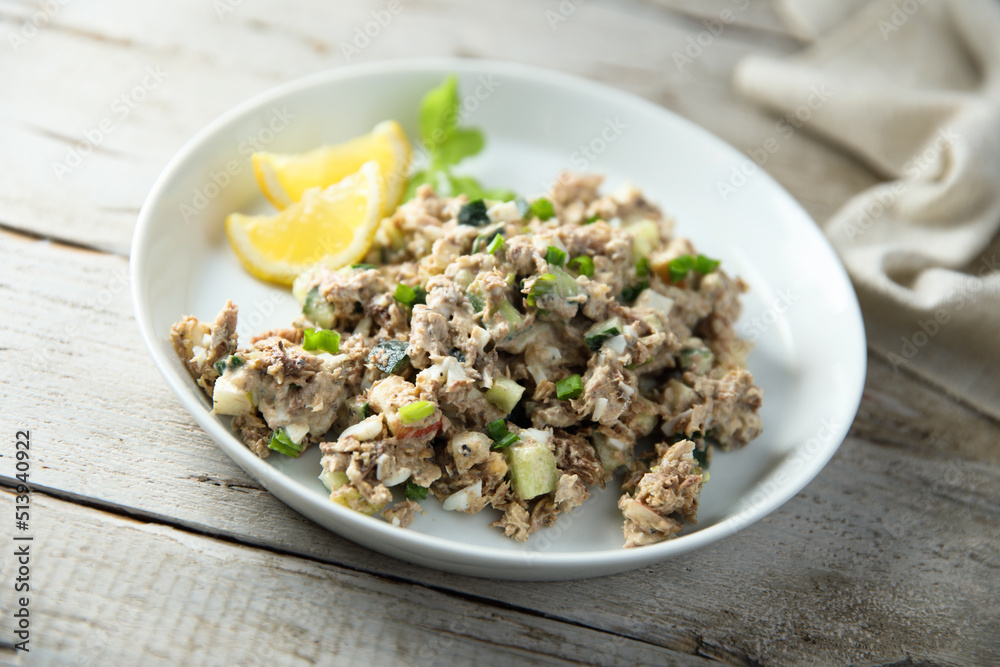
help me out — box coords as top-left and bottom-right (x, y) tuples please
(172, 173), (763, 548)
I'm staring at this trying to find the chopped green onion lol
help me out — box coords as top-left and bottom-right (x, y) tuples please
(485, 419), (520, 449)
(668, 255), (695, 283)
(467, 292), (485, 313)
(544, 246), (566, 267)
(494, 432), (519, 449)
(492, 299), (525, 328)
(584, 214), (601, 224)
(302, 328), (341, 354)
(693, 444), (710, 469)
(486, 419), (508, 441)
(398, 400), (435, 424)
(530, 198), (555, 221)
(555, 374), (584, 400)
(405, 481), (428, 500)
(515, 198), (531, 218)
(350, 263), (377, 270)
(636, 257), (651, 279)
(584, 317), (622, 351)
(214, 354), (244, 376)
(620, 281), (648, 302)
(367, 339), (409, 374)
(694, 254), (721, 274)
(568, 255), (594, 277)
(393, 283), (427, 308)
(486, 234), (504, 255)
(458, 199), (490, 227)
(553, 267), (580, 297)
(268, 429), (303, 457)
(525, 273), (557, 308)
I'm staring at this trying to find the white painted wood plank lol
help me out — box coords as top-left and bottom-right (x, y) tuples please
(0, 490), (705, 667)
(1, 230), (998, 665)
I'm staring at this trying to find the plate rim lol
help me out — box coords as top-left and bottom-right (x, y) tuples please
(131, 56), (868, 578)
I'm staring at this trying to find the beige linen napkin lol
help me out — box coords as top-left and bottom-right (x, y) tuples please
(735, 0), (1000, 420)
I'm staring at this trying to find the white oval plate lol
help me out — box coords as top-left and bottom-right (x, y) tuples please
(132, 58), (866, 580)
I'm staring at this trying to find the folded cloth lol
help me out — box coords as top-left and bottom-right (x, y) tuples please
(735, 0), (1000, 420)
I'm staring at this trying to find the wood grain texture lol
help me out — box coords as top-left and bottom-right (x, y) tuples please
(0, 0), (859, 254)
(3, 1), (1000, 665)
(1, 230), (998, 666)
(0, 490), (706, 667)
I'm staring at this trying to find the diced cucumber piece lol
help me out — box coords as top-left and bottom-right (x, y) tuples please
(627, 219), (661, 258)
(302, 286), (336, 329)
(329, 485), (385, 516)
(584, 317), (622, 351)
(504, 440), (558, 500)
(591, 431), (628, 471)
(319, 470), (349, 492)
(485, 376), (525, 414)
(679, 347), (714, 374)
(367, 339), (409, 374)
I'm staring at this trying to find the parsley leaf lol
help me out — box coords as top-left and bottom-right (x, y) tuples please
(405, 76), (514, 203)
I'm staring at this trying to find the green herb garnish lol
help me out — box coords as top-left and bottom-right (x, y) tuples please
(405, 76), (510, 201)
(350, 263), (377, 271)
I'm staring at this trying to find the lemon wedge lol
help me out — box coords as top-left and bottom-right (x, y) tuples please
(226, 160), (384, 285)
(253, 120), (410, 215)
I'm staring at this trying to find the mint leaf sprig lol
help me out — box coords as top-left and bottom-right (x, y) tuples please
(405, 75), (514, 202)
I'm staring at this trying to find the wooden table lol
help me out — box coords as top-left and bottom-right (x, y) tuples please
(2, 1), (998, 664)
